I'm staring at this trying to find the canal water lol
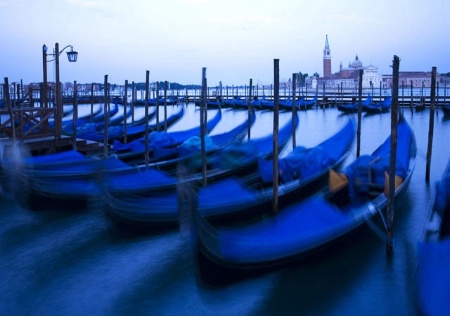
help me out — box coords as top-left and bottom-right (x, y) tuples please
(1, 103), (450, 315)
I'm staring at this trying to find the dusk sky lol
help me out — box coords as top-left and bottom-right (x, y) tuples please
(1, 0), (449, 86)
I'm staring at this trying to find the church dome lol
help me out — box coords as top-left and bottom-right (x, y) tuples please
(350, 55), (363, 69)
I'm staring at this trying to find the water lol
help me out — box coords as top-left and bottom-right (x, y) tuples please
(1, 104), (450, 315)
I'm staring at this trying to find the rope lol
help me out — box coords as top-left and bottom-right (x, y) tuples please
(362, 203), (390, 244)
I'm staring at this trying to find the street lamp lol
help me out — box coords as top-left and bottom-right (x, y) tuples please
(42, 43), (78, 139)
(43, 44), (78, 63)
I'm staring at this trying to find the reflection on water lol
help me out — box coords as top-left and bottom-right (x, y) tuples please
(1, 104), (450, 315)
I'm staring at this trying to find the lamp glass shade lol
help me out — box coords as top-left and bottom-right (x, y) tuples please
(67, 51), (78, 62)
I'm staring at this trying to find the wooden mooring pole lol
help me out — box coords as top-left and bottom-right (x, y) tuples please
(322, 82), (325, 111)
(248, 78), (253, 141)
(90, 83), (94, 123)
(131, 81), (136, 125)
(425, 67), (437, 183)
(164, 81), (168, 131)
(155, 82), (160, 131)
(123, 80), (128, 144)
(386, 55), (400, 254)
(291, 73), (297, 149)
(410, 80), (413, 113)
(4, 77), (15, 142)
(72, 80), (78, 151)
(201, 67), (207, 187)
(55, 43), (62, 141)
(272, 59), (280, 214)
(356, 69), (363, 158)
(144, 70), (150, 168)
(103, 75), (109, 159)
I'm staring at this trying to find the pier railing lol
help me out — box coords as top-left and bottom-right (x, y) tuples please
(0, 107), (56, 141)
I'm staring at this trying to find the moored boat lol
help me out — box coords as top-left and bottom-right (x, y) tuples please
(337, 95), (372, 113)
(197, 117), (356, 219)
(104, 112), (299, 226)
(363, 97), (392, 114)
(196, 113), (416, 269)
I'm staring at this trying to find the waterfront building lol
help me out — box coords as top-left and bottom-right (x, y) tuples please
(383, 71), (447, 89)
(315, 35), (383, 90)
(313, 34), (449, 92)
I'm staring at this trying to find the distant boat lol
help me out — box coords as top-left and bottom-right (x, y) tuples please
(298, 96), (317, 110)
(363, 97), (392, 114)
(337, 95), (372, 113)
(441, 103), (450, 117)
(232, 97), (249, 109)
(279, 97), (304, 110)
(259, 97), (275, 110)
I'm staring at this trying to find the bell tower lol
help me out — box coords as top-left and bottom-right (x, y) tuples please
(323, 34), (331, 77)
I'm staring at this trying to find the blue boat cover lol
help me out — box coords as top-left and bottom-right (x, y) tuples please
(178, 135), (217, 157)
(257, 118), (355, 184)
(213, 141), (259, 170)
(24, 150), (87, 165)
(258, 146), (334, 184)
(216, 196), (354, 262)
(112, 108), (220, 153)
(344, 118), (411, 203)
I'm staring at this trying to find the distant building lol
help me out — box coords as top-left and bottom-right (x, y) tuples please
(314, 35), (383, 90)
(323, 34), (332, 77)
(313, 34), (449, 91)
(383, 71), (446, 89)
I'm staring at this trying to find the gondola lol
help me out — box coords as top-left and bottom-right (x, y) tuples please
(10, 107), (248, 211)
(110, 105), (172, 144)
(57, 99), (120, 134)
(206, 97), (223, 109)
(441, 103), (450, 117)
(232, 97), (249, 109)
(337, 95), (372, 113)
(104, 112), (299, 226)
(221, 97), (237, 108)
(105, 107), (257, 192)
(416, 158), (450, 316)
(111, 107), (222, 164)
(298, 96), (318, 110)
(279, 97), (304, 110)
(197, 117), (356, 219)
(65, 105), (184, 144)
(363, 97), (392, 114)
(259, 97), (275, 110)
(249, 97), (263, 110)
(62, 103), (132, 138)
(196, 113), (416, 269)
(45, 103), (103, 130)
(103, 112), (355, 226)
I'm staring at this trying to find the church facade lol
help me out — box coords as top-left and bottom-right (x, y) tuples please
(314, 35), (383, 90)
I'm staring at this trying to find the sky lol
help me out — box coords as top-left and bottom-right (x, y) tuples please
(1, 0), (449, 86)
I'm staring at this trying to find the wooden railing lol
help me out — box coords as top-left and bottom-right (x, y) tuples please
(0, 107), (56, 141)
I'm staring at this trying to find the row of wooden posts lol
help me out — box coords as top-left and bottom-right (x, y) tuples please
(2, 72), (446, 145)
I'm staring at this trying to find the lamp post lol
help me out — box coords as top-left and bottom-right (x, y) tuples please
(43, 42), (78, 139)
